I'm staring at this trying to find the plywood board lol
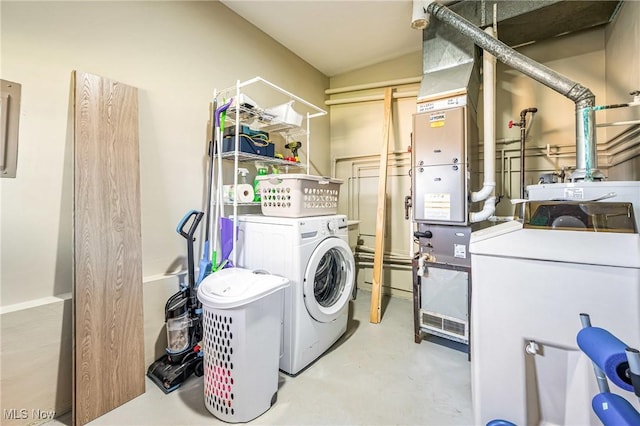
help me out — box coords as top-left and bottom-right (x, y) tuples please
(370, 87), (392, 323)
(73, 71), (144, 425)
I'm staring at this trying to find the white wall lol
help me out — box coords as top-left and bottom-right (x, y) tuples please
(605, 0), (640, 180)
(0, 1), (328, 422)
(1, 0), (329, 306)
(330, 52), (421, 298)
(493, 27), (607, 214)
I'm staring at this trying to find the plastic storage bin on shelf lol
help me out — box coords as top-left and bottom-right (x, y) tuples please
(197, 268), (289, 423)
(264, 100), (303, 127)
(222, 125), (274, 158)
(256, 174), (342, 218)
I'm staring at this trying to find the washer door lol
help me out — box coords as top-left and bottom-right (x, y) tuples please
(303, 237), (355, 323)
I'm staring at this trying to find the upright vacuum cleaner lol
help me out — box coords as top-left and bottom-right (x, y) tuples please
(147, 210), (205, 393)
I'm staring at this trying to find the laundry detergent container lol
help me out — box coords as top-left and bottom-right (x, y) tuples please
(197, 267), (289, 423)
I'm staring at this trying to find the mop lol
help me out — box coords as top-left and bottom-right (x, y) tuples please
(212, 98), (233, 271)
(196, 98), (217, 285)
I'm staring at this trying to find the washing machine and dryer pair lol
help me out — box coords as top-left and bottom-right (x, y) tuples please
(234, 214), (355, 375)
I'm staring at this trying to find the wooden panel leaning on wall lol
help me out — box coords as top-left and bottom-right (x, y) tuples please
(370, 87), (393, 324)
(72, 71), (145, 425)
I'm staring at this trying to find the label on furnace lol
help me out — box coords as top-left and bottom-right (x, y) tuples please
(416, 95), (467, 113)
(429, 112), (445, 128)
(454, 244), (467, 259)
(424, 193), (451, 220)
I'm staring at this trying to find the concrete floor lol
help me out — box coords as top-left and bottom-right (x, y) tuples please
(50, 291), (472, 425)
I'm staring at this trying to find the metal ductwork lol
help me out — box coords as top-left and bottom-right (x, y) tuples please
(417, 8), (480, 110)
(417, 1), (622, 181)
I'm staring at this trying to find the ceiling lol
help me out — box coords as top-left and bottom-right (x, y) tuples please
(220, 0), (421, 77)
(220, 1), (623, 78)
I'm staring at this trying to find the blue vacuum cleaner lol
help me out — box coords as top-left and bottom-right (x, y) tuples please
(147, 210), (205, 393)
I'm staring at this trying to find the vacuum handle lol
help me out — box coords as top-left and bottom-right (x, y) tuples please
(177, 210), (204, 241)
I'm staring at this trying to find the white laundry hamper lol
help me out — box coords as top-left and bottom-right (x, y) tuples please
(197, 267), (289, 423)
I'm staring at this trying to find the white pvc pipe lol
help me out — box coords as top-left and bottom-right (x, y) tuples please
(470, 196), (497, 223)
(325, 77), (421, 95)
(411, 0), (431, 29)
(411, 0), (460, 30)
(325, 91), (418, 106)
(610, 145), (640, 167)
(596, 120), (640, 128)
(470, 26), (497, 223)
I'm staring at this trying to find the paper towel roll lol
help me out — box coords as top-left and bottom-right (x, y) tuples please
(223, 184), (254, 203)
(577, 326), (633, 391)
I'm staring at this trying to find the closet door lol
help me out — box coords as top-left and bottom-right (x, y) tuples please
(73, 71), (144, 425)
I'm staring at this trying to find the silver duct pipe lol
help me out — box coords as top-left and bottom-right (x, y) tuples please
(427, 2), (602, 181)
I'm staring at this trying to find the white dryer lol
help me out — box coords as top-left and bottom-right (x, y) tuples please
(234, 214), (355, 375)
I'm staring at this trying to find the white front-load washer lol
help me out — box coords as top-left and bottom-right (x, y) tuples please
(234, 214), (355, 375)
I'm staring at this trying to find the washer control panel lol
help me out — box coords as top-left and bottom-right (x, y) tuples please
(299, 215), (348, 238)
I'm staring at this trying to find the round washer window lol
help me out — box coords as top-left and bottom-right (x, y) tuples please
(314, 247), (347, 308)
(303, 237), (354, 323)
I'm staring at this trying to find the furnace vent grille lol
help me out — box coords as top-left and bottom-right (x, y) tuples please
(420, 310), (468, 342)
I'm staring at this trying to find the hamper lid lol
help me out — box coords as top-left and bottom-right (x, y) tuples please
(256, 174), (343, 185)
(197, 267), (289, 309)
